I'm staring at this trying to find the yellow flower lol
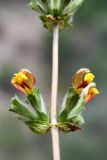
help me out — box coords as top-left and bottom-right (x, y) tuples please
(72, 68), (95, 93)
(85, 87), (99, 103)
(11, 69), (36, 94)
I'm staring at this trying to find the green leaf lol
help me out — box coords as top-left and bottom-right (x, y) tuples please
(27, 88), (49, 122)
(9, 95), (37, 122)
(9, 94), (50, 135)
(61, 0), (71, 8)
(68, 114), (85, 125)
(27, 88), (47, 115)
(37, 111), (49, 121)
(68, 94), (84, 119)
(29, 0), (47, 13)
(63, 0), (84, 14)
(59, 109), (68, 122)
(26, 120), (50, 135)
(65, 88), (79, 111)
(28, 0), (39, 11)
(50, 0), (61, 10)
(27, 88), (41, 112)
(59, 88), (79, 122)
(58, 87), (85, 132)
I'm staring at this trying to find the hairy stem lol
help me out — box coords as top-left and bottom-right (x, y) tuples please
(51, 24), (60, 160)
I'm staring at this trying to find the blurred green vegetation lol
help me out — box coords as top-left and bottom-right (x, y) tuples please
(0, 0), (107, 160)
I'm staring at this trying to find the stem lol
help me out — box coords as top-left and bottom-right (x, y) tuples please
(51, 24), (60, 160)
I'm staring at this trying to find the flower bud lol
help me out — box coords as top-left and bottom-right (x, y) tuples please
(11, 69), (36, 94)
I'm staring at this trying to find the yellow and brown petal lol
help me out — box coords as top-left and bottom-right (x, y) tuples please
(72, 68), (95, 93)
(11, 69), (36, 94)
(85, 87), (99, 103)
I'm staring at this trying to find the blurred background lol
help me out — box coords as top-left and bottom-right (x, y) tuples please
(0, 0), (107, 160)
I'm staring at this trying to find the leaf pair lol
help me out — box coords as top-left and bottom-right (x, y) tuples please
(58, 87), (85, 132)
(9, 88), (50, 135)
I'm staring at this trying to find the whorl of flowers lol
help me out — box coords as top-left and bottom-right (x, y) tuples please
(29, 0), (84, 31)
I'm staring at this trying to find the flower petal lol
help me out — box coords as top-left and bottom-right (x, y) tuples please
(84, 73), (95, 83)
(85, 87), (99, 103)
(11, 69), (36, 94)
(72, 68), (91, 90)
